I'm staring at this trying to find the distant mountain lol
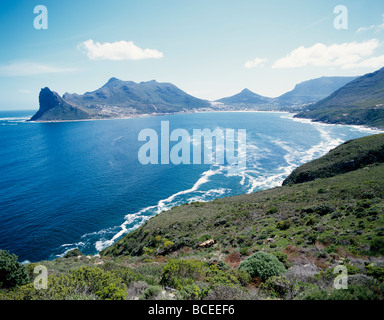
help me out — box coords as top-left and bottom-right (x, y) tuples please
(215, 88), (277, 110)
(63, 78), (210, 114)
(30, 88), (92, 121)
(216, 88), (272, 105)
(276, 76), (357, 106)
(30, 78), (211, 121)
(214, 77), (356, 110)
(295, 67), (384, 128)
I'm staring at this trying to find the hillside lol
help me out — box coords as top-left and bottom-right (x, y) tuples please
(30, 79), (211, 121)
(1, 134), (384, 300)
(63, 78), (210, 114)
(283, 133), (384, 185)
(295, 67), (384, 128)
(276, 76), (356, 106)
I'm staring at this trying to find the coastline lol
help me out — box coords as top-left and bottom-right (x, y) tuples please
(24, 109), (291, 123)
(25, 108), (384, 133)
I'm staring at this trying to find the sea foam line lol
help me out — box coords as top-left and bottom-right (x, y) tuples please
(93, 166), (225, 251)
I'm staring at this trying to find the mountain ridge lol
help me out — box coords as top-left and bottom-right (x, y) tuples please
(295, 67), (384, 129)
(31, 79), (211, 121)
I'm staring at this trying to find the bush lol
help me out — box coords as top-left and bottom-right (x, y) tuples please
(63, 248), (83, 258)
(139, 285), (162, 300)
(239, 247), (249, 256)
(161, 259), (207, 290)
(370, 237), (384, 255)
(276, 219), (291, 230)
(203, 284), (251, 300)
(366, 264), (384, 282)
(272, 251), (288, 264)
(304, 285), (379, 300)
(126, 281), (148, 299)
(178, 283), (209, 300)
(266, 206), (278, 215)
(0, 266), (127, 300)
(215, 261), (230, 271)
(238, 251), (286, 281)
(0, 250), (29, 289)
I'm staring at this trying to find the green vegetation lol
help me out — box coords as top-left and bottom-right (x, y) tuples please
(283, 133), (384, 185)
(238, 252), (286, 280)
(0, 250), (29, 289)
(1, 134), (384, 300)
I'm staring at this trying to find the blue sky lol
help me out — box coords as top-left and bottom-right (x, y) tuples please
(0, 0), (384, 109)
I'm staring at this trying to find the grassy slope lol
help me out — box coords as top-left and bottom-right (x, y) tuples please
(283, 133), (384, 185)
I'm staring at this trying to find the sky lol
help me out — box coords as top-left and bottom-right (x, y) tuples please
(0, 0), (384, 110)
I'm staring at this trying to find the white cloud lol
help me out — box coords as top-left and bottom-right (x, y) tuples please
(79, 39), (164, 61)
(357, 13), (384, 33)
(0, 62), (76, 76)
(272, 39), (382, 70)
(376, 14), (384, 32)
(357, 25), (375, 33)
(343, 54), (384, 69)
(244, 57), (267, 68)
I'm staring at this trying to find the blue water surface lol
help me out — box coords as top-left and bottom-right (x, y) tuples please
(0, 110), (381, 262)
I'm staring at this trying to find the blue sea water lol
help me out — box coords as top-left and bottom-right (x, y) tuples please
(0, 110), (382, 262)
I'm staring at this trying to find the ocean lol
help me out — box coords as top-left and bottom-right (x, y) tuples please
(0, 110), (382, 262)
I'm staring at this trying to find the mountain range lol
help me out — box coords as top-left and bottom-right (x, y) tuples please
(30, 68), (384, 129)
(214, 76), (356, 109)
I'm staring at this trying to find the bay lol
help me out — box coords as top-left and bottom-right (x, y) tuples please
(0, 110), (381, 262)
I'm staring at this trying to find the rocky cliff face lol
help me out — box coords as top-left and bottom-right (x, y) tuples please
(30, 88), (62, 121)
(30, 87), (92, 121)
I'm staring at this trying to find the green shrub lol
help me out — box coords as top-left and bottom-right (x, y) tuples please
(216, 261), (230, 271)
(0, 266), (127, 300)
(139, 285), (162, 300)
(63, 248), (83, 258)
(276, 219), (291, 230)
(370, 237), (384, 255)
(178, 283), (210, 300)
(259, 275), (310, 299)
(0, 250), (29, 289)
(238, 251), (286, 281)
(272, 251), (288, 264)
(345, 264), (362, 276)
(305, 215), (317, 226)
(161, 259), (207, 290)
(366, 264), (384, 282)
(304, 285), (379, 300)
(266, 206), (278, 215)
(206, 265), (243, 287)
(239, 247), (249, 256)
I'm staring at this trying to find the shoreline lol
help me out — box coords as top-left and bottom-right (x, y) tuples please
(23, 109), (384, 132)
(24, 109), (291, 123)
